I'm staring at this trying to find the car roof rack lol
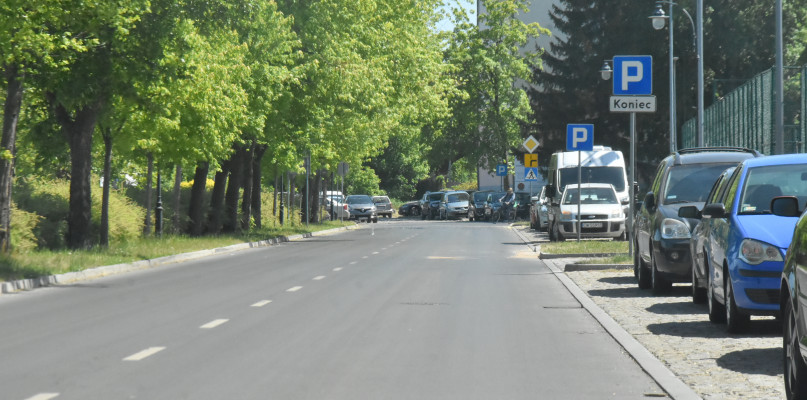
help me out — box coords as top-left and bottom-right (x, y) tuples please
(672, 147), (762, 163)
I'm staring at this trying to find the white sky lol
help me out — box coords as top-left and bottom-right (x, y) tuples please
(435, 0), (476, 31)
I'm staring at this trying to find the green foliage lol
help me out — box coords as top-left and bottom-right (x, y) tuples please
(10, 203), (40, 252)
(345, 166), (383, 195)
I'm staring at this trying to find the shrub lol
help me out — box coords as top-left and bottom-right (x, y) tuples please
(10, 202), (41, 252)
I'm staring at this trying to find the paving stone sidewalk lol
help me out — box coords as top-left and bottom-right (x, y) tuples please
(549, 259), (783, 400)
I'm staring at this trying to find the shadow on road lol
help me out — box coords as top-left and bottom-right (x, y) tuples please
(716, 347), (782, 376)
(646, 319), (781, 339)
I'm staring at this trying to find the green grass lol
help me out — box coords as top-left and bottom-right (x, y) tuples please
(0, 220), (355, 282)
(540, 240), (629, 255)
(576, 254), (633, 264)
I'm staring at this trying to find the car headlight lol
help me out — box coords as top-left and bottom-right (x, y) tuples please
(739, 239), (783, 265)
(610, 208), (622, 218)
(561, 211), (573, 221)
(661, 218), (690, 239)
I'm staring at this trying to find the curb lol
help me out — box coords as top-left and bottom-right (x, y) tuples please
(563, 263), (632, 272)
(0, 224), (358, 295)
(540, 252), (627, 259)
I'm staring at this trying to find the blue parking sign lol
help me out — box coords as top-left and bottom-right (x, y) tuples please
(613, 56), (652, 95)
(566, 124), (594, 151)
(496, 164), (507, 176)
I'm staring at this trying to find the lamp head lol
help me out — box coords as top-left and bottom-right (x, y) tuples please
(599, 61), (612, 81)
(649, 4), (668, 30)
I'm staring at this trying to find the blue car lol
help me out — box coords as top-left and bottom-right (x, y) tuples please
(696, 154), (807, 333)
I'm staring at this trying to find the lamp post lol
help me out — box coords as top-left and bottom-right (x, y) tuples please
(649, 1), (696, 153)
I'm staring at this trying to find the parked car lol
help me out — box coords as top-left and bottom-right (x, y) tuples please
(633, 147), (761, 293)
(549, 183), (625, 241)
(687, 166), (737, 303)
(422, 191), (444, 220)
(372, 196), (393, 218)
(468, 190), (491, 221)
(690, 154), (807, 332)
(530, 186), (549, 231)
(515, 192), (532, 220)
(327, 199), (351, 220)
(438, 190), (470, 220)
(345, 194), (378, 223)
(398, 200), (420, 216)
(777, 196), (807, 399)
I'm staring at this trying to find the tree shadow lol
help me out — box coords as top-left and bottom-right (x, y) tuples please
(645, 301), (706, 315)
(598, 275), (635, 285)
(586, 287), (659, 299)
(647, 319), (781, 339)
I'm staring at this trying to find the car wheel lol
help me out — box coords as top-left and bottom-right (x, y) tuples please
(650, 250), (671, 294)
(413, 208), (420, 216)
(725, 275), (749, 333)
(549, 222), (559, 241)
(785, 298), (807, 399)
(373, 217), (378, 223)
(636, 245), (651, 290)
(692, 254), (707, 304)
(707, 265), (726, 323)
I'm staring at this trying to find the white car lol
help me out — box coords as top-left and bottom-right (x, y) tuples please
(552, 183), (626, 241)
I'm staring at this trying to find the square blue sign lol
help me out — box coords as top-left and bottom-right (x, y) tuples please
(613, 56), (652, 95)
(566, 124), (594, 151)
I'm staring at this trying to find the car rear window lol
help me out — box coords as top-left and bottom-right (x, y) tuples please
(447, 193), (469, 202)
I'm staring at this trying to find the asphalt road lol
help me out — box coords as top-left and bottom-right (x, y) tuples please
(0, 219), (664, 400)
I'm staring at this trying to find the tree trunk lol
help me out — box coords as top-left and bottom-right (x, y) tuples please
(240, 141), (255, 231)
(100, 129), (112, 247)
(207, 159), (231, 235)
(272, 172), (278, 218)
(50, 96), (103, 250)
(223, 146), (245, 233)
(187, 162), (209, 236)
(252, 144), (267, 229)
(289, 172), (296, 224)
(0, 63), (23, 253)
(172, 165), (182, 233)
(143, 153), (153, 236)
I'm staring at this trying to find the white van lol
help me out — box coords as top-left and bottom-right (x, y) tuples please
(545, 146), (629, 205)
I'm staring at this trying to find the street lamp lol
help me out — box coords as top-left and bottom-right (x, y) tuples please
(599, 61), (612, 81)
(649, 1), (696, 153)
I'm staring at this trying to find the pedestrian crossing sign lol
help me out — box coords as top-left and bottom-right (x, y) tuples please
(524, 167), (539, 182)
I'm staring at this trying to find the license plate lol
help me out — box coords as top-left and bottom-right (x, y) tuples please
(582, 222), (602, 228)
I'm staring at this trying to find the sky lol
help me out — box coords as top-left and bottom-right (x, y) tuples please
(435, 0), (476, 32)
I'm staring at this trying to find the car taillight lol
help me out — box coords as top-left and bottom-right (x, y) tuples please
(343, 204), (348, 211)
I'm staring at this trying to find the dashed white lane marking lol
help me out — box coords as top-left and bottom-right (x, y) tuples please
(333, 267), (343, 272)
(362, 256), (368, 259)
(349, 261), (357, 265)
(25, 394), (59, 400)
(372, 252), (379, 255)
(313, 276), (326, 281)
(287, 286), (303, 292)
(200, 319), (229, 329)
(123, 347), (166, 361)
(251, 300), (272, 307)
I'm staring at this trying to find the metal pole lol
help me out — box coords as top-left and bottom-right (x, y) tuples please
(696, 0), (704, 147)
(629, 112), (636, 257)
(155, 170), (163, 237)
(775, 0), (784, 154)
(668, 1), (676, 153)
(577, 150), (581, 242)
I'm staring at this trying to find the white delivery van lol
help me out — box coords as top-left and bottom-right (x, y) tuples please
(545, 146), (629, 205)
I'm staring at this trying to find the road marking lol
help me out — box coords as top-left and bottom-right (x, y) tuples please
(333, 267), (343, 272)
(349, 261), (357, 265)
(313, 275), (325, 281)
(200, 319), (229, 329)
(25, 394), (59, 400)
(427, 256), (466, 260)
(372, 251), (379, 255)
(251, 300), (272, 307)
(287, 286), (303, 292)
(123, 347), (165, 361)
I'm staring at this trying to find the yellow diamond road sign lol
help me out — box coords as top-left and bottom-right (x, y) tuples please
(522, 135), (539, 153)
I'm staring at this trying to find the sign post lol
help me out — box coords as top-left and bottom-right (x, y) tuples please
(567, 124), (594, 242)
(609, 55), (656, 256)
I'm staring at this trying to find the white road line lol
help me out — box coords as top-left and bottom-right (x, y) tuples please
(287, 286), (303, 292)
(251, 300), (272, 307)
(349, 261), (357, 265)
(24, 394), (59, 400)
(372, 251), (380, 255)
(313, 276), (326, 281)
(362, 256), (368, 259)
(333, 267), (343, 272)
(123, 347), (166, 361)
(200, 319), (229, 329)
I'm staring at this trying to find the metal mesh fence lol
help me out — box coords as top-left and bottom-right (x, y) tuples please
(681, 67), (806, 154)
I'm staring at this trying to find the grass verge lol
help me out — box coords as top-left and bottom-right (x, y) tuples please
(0, 220), (355, 282)
(540, 239), (629, 255)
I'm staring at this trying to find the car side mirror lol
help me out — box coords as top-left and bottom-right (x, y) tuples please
(702, 203), (727, 218)
(771, 196), (800, 217)
(643, 192), (656, 211)
(678, 205), (701, 219)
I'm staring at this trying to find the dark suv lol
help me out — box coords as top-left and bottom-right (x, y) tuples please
(633, 147), (761, 293)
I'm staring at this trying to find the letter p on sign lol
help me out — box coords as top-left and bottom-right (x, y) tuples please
(566, 124), (594, 151)
(613, 56), (652, 95)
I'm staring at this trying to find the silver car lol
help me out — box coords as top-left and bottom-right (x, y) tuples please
(438, 191), (470, 220)
(346, 195), (378, 223)
(553, 183), (625, 241)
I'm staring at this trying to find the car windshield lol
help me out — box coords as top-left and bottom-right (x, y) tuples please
(473, 192), (490, 202)
(447, 193), (469, 202)
(663, 164), (737, 204)
(739, 164), (807, 214)
(428, 193), (443, 201)
(562, 187), (617, 205)
(489, 192), (506, 203)
(559, 167), (625, 192)
(346, 195), (372, 204)
(515, 193), (530, 203)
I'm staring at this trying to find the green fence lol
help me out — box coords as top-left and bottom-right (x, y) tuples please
(681, 66), (806, 154)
